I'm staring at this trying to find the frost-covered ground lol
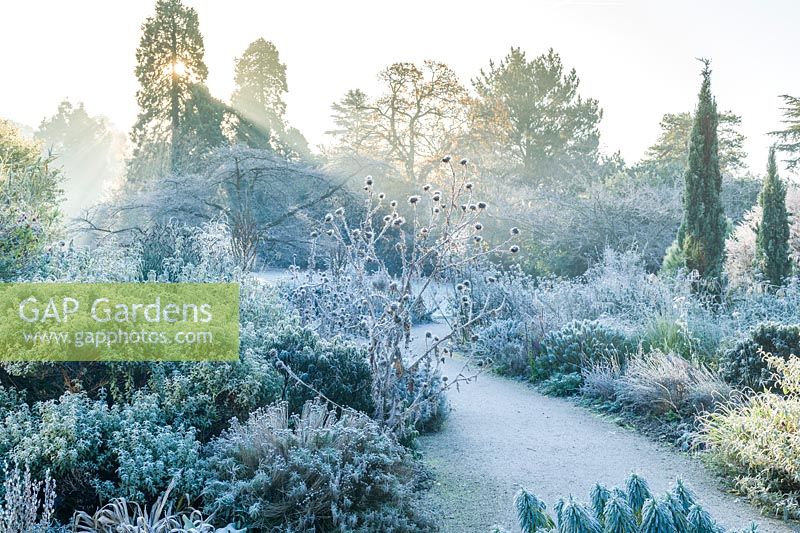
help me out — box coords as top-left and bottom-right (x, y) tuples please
(411, 321), (795, 533)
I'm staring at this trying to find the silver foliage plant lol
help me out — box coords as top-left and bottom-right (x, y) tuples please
(287, 157), (519, 434)
(0, 462), (55, 533)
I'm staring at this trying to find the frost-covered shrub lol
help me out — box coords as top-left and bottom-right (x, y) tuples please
(267, 326), (374, 415)
(507, 474), (751, 533)
(203, 401), (432, 531)
(0, 392), (205, 518)
(471, 318), (533, 376)
(27, 237), (140, 282)
(615, 351), (731, 416)
(718, 323), (800, 391)
(725, 186), (800, 292)
(580, 357), (622, 402)
(0, 462), (56, 533)
(701, 355), (800, 519)
(532, 320), (629, 383)
(132, 219), (241, 282)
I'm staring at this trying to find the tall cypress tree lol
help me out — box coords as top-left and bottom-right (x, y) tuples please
(675, 60), (727, 292)
(756, 146), (791, 288)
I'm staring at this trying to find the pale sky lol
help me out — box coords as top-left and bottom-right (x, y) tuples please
(1, 0), (798, 173)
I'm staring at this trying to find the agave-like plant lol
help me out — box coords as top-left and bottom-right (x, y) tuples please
(625, 474), (653, 519)
(686, 504), (719, 533)
(558, 497), (602, 533)
(602, 495), (638, 533)
(72, 478), (243, 533)
(503, 475), (760, 533)
(590, 484), (611, 523)
(515, 488), (556, 533)
(671, 479), (697, 515)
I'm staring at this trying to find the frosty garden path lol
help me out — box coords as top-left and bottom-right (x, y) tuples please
(414, 321), (797, 533)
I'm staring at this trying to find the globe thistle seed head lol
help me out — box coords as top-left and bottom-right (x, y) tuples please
(389, 302), (400, 311)
(510, 245), (520, 253)
(423, 183), (432, 191)
(477, 201), (487, 210)
(325, 229), (334, 236)
(383, 215), (392, 223)
(459, 158), (468, 165)
(334, 207), (345, 217)
(463, 280), (470, 287)
(378, 192), (386, 200)
(365, 175), (374, 186)
(408, 195), (421, 205)
(487, 276), (497, 283)
(456, 283), (464, 291)
(434, 207), (440, 213)
(460, 204), (467, 211)
(465, 182), (474, 190)
(475, 223), (483, 230)
(469, 204), (478, 211)
(471, 334), (479, 342)
(474, 235), (483, 243)
(510, 227), (520, 235)
(442, 155), (452, 163)
(324, 213), (334, 223)
(390, 200), (398, 208)
(310, 230), (319, 238)
(426, 331), (432, 338)
(392, 217), (405, 226)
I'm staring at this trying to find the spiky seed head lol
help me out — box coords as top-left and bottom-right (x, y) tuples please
(475, 223), (483, 230)
(465, 182), (474, 190)
(365, 175), (374, 186)
(442, 155), (452, 163)
(510, 227), (520, 235)
(478, 201), (487, 209)
(423, 184), (432, 191)
(390, 200), (398, 208)
(408, 195), (421, 205)
(460, 158), (468, 165)
(324, 213), (334, 223)
(510, 245), (520, 253)
(335, 207), (345, 216)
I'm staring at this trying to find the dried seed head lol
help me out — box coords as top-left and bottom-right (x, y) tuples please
(408, 195), (421, 205)
(310, 230), (319, 238)
(487, 276), (497, 283)
(477, 201), (487, 210)
(378, 192), (386, 200)
(442, 155), (452, 163)
(510, 227), (520, 235)
(459, 158), (468, 165)
(383, 215), (392, 223)
(392, 217), (405, 226)
(474, 235), (483, 243)
(465, 182), (474, 190)
(509, 245), (520, 253)
(423, 183), (432, 192)
(325, 229), (334, 236)
(390, 200), (398, 208)
(365, 175), (374, 186)
(324, 213), (334, 223)
(475, 223), (483, 230)
(335, 207), (345, 216)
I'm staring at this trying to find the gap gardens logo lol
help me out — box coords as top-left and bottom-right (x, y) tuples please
(0, 283), (239, 361)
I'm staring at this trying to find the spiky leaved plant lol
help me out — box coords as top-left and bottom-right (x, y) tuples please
(686, 505), (719, 533)
(591, 483), (611, 523)
(625, 473), (653, 520)
(515, 488), (556, 533)
(663, 494), (689, 533)
(602, 495), (638, 533)
(639, 497), (677, 533)
(671, 479), (697, 514)
(558, 497), (602, 533)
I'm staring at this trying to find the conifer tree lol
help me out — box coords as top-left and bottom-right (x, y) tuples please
(674, 60), (727, 291)
(129, 0), (208, 179)
(756, 146), (791, 287)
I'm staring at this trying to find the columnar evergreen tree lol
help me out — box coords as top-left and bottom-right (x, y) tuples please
(129, 0), (208, 179)
(673, 60), (727, 291)
(755, 146), (791, 287)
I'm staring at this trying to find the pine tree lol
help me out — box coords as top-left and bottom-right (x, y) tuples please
(675, 60), (727, 292)
(755, 146), (791, 288)
(129, 0), (208, 179)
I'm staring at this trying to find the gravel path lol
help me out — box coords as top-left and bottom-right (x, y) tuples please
(415, 323), (797, 533)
